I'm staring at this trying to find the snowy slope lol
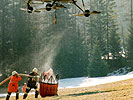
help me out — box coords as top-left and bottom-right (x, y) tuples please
(0, 71), (133, 98)
(59, 71), (133, 89)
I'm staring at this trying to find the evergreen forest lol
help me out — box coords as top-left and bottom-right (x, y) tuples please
(0, 0), (133, 84)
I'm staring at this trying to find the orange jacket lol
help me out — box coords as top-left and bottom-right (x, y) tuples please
(8, 76), (22, 92)
(22, 85), (27, 93)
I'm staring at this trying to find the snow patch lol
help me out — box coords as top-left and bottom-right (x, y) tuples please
(0, 92), (34, 98)
(59, 71), (133, 89)
(107, 67), (131, 76)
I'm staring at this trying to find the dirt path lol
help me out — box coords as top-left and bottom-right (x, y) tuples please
(0, 78), (133, 100)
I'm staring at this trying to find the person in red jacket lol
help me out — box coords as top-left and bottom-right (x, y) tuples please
(6, 71), (22, 100)
(22, 83), (27, 93)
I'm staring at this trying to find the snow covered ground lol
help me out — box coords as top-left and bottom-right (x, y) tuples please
(59, 71), (133, 89)
(0, 71), (133, 98)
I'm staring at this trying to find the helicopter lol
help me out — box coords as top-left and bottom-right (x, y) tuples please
(22, 0), (76, 13)
(20, 2), (66, 13)
(23, 0), (101, 17)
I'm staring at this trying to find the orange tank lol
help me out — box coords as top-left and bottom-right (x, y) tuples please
(40, 82), (58, 97)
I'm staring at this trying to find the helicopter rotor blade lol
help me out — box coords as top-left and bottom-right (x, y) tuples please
(82, 0), (85, 11)
(71, 13), (84, 16)
(90, 11), (101, 15)
(72, 0), (84, 12)
(36, 8), (46, 11)
(20, 8), (41, 13)
(20, 8), (27, 12)
(34, 10), (41, 13)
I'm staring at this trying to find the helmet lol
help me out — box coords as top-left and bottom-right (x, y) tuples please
(32, 68), (38, 73)
(12, 71), (18, 76)
(24, 83), (27, 85)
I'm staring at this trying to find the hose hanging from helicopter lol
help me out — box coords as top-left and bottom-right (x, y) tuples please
(53, 10), (57, 24)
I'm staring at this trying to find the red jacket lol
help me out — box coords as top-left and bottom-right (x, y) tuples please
(8, 76), (22, 92)
(22, 85), (27, 93)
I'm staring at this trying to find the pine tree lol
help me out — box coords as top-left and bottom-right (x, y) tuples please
(127, 0), (133, 68)
(85, 0), (123, 73)
(102, 0), (122, 70)
(0, 0), (37, 78)
(88, 43), (108, 77)
(127, 25), (133, 68)
(53, 5), (88, 78)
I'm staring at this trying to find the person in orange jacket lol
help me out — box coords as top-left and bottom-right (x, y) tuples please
(22, 83), (27, 93)
(6, 71), (22, 100)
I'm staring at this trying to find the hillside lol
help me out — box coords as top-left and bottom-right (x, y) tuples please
(0, 78), (133, 100)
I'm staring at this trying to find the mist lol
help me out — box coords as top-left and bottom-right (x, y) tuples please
(32, 32), (64, 73)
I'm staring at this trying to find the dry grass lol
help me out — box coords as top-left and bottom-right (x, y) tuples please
(0, 78), (133, 100)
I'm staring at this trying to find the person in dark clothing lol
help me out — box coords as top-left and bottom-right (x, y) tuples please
(23, 68), (39, 99)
